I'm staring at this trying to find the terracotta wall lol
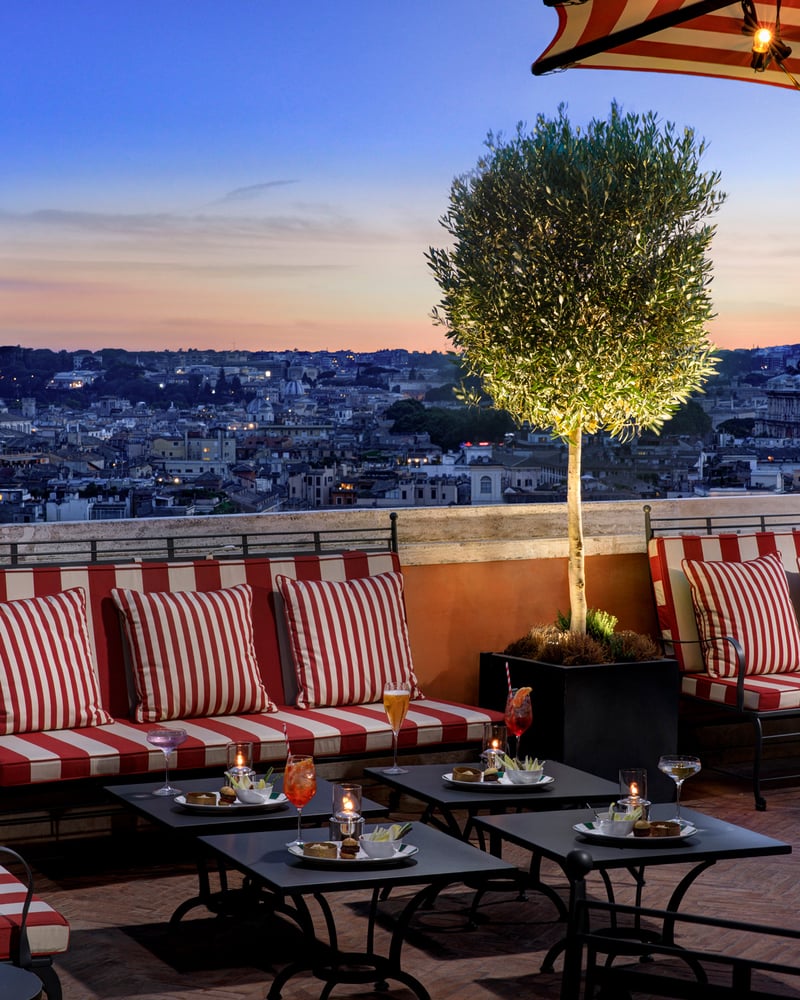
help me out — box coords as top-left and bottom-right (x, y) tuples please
(402, 551), (659, 704)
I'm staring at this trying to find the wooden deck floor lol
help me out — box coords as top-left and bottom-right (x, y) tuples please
(26, 771), (800, 1000)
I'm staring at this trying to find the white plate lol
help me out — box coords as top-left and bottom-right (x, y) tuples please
(175, 792), (288, 814)
(442, 772), (554, 792)
(288, 842), (419, 866)
(573, 821), (697, 844)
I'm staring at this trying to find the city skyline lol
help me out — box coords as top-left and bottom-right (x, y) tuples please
(2, 2), (799, 355)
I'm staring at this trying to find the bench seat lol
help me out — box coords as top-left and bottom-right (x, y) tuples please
(0, 538), (499, 797)
(0, 700), (491, 787)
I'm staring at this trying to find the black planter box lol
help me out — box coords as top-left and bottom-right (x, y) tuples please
(479, 652), (680, 800)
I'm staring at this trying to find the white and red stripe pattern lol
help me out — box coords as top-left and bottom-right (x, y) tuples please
(683, 551), (800, 678)
(534, 1), (800, 91)
(0, 866), (69, 958)
(0, 699), (498, 786)
(0, 588), (112, 735)
(277, 571), (422, 709)
(682, 669), (800, 710)
(648, 531), (800, 672)
(112, 584), (273, 722)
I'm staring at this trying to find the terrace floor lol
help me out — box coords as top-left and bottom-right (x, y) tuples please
(27, 770), (800, 1000)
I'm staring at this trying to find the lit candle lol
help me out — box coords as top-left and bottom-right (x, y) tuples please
(629, 781), (640, 806)
(342, 794), (354, 816)
(235, 751), (246, 770)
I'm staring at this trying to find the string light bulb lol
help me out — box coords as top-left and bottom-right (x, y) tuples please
(752, 27), (773, 55)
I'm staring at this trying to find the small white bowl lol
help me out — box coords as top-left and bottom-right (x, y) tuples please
(596, 815), (636, 837)
(359, 834), (397, 859)
(504, 768), (544, 784)
(235, 782), (273, 805)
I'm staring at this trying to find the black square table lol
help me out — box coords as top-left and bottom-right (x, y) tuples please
(200, 821), (517, 999)
(473, 804), (792, 1000)
(105, 775), (387, 922)
(365, 760), (620, 840)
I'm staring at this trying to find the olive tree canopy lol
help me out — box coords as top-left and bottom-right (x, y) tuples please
(427, 102), (725, 633)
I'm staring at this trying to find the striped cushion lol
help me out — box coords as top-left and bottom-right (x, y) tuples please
(0, 588), (112, 735)
(682, 671), (800, 713)
(112, 584), (275, 722)
(0, 700), (500, 786)
(0, 866), (70, 958)
(278, 571), (422, 709)
(682, 552), (800, 679)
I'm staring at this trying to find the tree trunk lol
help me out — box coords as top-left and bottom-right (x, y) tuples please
(567, 431), (586, 634)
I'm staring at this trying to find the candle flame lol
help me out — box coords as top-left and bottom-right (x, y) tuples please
(630, 782), (639, 797)
(236, 752), (245, 768)
(491, 739), (501, 750)
(343, 794), (354, 814)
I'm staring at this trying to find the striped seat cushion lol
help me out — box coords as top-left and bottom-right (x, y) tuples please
(682, 671), (800, 713)
(0, 700), (500, 786)
(0, 867), (70, 957)
(682, 551), (800, 679)
(0, 588), (112, 735)
(112, 584), (274, 723)
(277, 571), (422, 709)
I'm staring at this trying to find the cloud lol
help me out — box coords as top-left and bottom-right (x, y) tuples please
(212, 180), (299, 205)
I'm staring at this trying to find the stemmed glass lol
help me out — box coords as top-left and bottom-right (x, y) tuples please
(146, 727), (188, 796)
(658, 754), (701, 825)
(383, 680), (411, 774)
(284, 754), (317, 847)
(504, 687), (533, 760)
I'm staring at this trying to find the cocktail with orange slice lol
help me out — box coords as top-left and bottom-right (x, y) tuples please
(504, 686), (533, 758)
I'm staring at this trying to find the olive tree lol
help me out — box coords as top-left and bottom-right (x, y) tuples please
(427, 103), (725, 634)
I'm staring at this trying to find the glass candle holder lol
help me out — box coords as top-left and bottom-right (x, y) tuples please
(226, 741), (254, 776)
(484, 722), (508, 758)
(332, 783), (362, 820)
(619, 768), (648, 806)
(328, 814), (365, 841)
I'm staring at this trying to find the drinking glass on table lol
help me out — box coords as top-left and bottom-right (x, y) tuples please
(658, 754), (701, 825)
(284, 754), (317, 847)
(146, 727), (188, 796)
(383, 681), (411, 774)
(504, 687), (533, 759)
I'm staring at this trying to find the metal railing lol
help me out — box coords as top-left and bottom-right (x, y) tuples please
(644, 503), (800, 540)
(0, 512), (398, 567)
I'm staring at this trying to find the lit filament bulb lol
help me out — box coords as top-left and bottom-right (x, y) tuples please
(753, 27), (773, 54)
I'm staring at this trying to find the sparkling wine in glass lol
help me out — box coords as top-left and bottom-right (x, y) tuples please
(383, 681), (411, 774)
(658, 754), (701, 825)
(504, 687), (533, 760)
(284, 754), (317, 847)
(146, 727), (188, 796)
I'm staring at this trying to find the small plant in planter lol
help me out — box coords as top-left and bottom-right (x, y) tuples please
(504, 609), (661, 666)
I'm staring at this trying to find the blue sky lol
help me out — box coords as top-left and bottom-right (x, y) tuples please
(1, 1), (798, 353)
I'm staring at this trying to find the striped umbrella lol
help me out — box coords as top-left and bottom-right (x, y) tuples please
(533, 0), (800, 91)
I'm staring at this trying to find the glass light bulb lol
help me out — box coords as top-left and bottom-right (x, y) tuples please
(753, 27), (772, 54)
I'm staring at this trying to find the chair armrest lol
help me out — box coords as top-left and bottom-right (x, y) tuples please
(0, 846), (34, 967)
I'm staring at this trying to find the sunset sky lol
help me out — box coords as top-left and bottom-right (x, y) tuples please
(2, 2), (799, 355)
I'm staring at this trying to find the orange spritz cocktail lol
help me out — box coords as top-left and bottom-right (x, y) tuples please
(284, 753), (316, 846)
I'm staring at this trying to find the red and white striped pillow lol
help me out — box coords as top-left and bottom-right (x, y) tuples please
(112, 584), (274, 722)
(277, 571), (422, 709)
(0, 588), (112, 734)
(682, 551), (800, 679)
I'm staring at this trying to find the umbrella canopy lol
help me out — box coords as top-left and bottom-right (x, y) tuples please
(533, 1), (800, 90)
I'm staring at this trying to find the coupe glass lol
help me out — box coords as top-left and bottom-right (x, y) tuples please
(383, 681), (411, 774)
(658, 754), (701, 824)
(504, 688), (533, 759)
(146, 727), (188, 796)
(284, 754), (317, 847)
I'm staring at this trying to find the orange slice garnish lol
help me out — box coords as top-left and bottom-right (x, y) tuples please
(512, 686), (532, 707)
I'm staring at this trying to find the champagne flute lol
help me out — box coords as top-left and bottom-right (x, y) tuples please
(658, 754), (701, 825)
(146, 727), (188, 796)
(284, 754), (317, 847)
(504, 687), (533, 760)
(383, 680), (411, 774)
